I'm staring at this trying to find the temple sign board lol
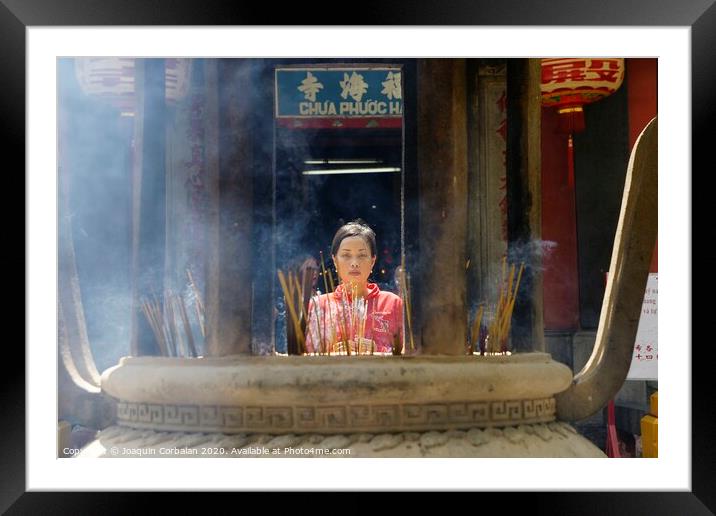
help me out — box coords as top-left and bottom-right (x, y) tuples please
(275, 67), (403, 128)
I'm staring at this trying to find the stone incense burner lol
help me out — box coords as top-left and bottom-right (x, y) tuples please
(89, 352), (596, 457)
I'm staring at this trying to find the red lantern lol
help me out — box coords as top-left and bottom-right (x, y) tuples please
(541, 58), (625, 187)
(74, 58), (192, 115)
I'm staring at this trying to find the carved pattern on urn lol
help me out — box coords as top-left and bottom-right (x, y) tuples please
(116, 398), (557, 434)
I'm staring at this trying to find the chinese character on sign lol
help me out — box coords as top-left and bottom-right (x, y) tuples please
(381, 71), (402, 100)
(340, 71), (369, 102)
(541, 58), (622, 84)
(298, 72), (324, 102)
(542, 59), (587, 83)
(498, 175), (508, 241)
(496, 91), (507, 113)
(587, 59), (622, 82)
(496, 119), (507, 141)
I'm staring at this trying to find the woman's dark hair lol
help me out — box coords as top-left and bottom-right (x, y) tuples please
(330, 219), (377, 257)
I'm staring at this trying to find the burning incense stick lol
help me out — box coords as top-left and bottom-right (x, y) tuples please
(339, 294), (352, 355)
(278, 269), (305, 353)
(478, 260), (525, 354)
(350, 282), (359, 347)
(324, 292), (337, 355)
(470, 304), (484, 354)
(140, 298), (168, 356)
(141, 291), (197, 358)
(399, 264), (415, 352)
(186, 269), (205, 338)
(287, 270), (296, 305)
(319, 251), (330, 294)
(150, 293), (172, 356)
(329, 297), (345, 354)
(359, 298), (368, 347)
(177, 294), (198, 357)
(499, 262), (525, 351)
(167, 291), (182, 357)
(292, 273), (304, 320)
(506, 263), (516, 309)
(309, 294), (326, 355)
(327, 265), (336, 293)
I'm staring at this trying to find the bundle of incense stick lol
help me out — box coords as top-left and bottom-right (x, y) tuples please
(308, 290), (351, 356)
(307, 290), (382, 356)
(349, 283), (359, 352)
(277, 269), (306, 355)
(140, 295), (169, 356)
(319, 250), (336, 293)
(398, 263), (415, 352)
(347, 291), (369, 355)
(174, 291), (198, 357)
(468, 303), (485, 354)
(140, 290), (198, 357)
(478, 319), (488, 355)
(309, 293), (331, 355)
(321, 285), (368, 356)
(338, 292), (352, 355)
(303, 275), (372, 356)
(483, 258), (525, 354)
(186, 268), (205, 338)
(319, 299), (338, 355)
(356, 297), (368, 353)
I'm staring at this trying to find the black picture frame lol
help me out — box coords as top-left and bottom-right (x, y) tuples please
(7, 0), (712, 511)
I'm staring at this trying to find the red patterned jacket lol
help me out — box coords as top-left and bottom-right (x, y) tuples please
(305, 283), (403, 354)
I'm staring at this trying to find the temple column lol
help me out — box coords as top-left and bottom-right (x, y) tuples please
(205, 59), (254, 356)
(130, 59), (167, 356)
(506, 58), (543, 352)
(417, 59), (469, 355)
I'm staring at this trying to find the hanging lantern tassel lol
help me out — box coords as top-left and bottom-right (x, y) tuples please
(567, 133), (575, 189)
(556, 105), (583, 190)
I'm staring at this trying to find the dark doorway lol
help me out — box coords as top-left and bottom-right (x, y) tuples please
(274, 127), (403, 352)
(275, 127), (402, 284)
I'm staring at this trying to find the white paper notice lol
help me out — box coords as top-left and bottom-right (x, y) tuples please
(626, 273), (658, 380)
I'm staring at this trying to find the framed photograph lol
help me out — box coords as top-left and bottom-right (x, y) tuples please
(12, 0), (710, 509)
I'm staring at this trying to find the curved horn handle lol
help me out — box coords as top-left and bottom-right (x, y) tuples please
(556, 116), (657, 421)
